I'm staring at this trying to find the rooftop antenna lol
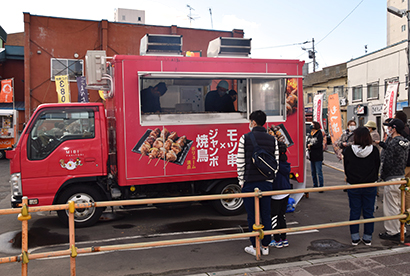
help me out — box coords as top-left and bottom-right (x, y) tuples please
(187, 5), (195, 27)
(209, 8), (213, 29)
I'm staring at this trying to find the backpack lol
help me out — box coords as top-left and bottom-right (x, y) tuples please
(249, 132), (278, 178)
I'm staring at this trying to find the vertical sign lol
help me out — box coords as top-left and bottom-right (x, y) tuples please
(55, 75), (71, 103)
(0, 79), (13, 103)
(313, 93), (324, 128)
(382, 81), (399, 123)
(76, 76), (89, 103)
(328, 93), (343, 145)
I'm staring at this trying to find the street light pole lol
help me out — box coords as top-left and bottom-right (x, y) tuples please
(407, 0), (410, 106)
(387, 3), (410, 105)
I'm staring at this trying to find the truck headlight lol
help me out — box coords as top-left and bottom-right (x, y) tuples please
(10, 173), (22, 196)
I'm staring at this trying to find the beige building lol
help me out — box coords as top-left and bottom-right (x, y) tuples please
(387, 0), (408, 45)
(303, 63), (347, 131)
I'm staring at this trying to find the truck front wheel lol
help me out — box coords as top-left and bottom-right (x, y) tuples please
(56, 185), (105, 228)
(211, 181), (244, 216)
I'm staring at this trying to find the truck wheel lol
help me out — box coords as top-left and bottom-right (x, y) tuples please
(211, 181), (244, 216)
(57, 185), (105, 228)
(0, 150), (5, 159)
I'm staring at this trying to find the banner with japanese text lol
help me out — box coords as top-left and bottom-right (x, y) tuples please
(55, 75), (71, 103)
(0, 79), (13, 103)
(328, 94), (343, 158)
(313, 93), (324, 128)
(76, 76), (89, 103)
(382, 81), (399, 123)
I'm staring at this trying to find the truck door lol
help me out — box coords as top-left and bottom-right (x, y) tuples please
(20, 106), (104, 205)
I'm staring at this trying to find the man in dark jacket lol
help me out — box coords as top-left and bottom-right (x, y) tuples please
(306, 121), (324, 190)
(379, 119), (410, 240)
(237, 110), (276, 257)
(140, 82), (167, 113)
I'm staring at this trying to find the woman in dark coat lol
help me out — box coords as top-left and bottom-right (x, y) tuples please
(343, 127), (380, 246)
(306, 121), (324, 190)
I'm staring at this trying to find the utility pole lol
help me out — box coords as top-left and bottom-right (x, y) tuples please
(312, 38), (316, 72)
(187, 5), (195, 27)
(209, 8), (213, 29)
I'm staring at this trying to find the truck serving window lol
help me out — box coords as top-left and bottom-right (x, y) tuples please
(139, 75), (288, 125)
(27, 109), (95, 160)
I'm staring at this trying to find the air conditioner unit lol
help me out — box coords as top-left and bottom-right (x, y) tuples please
(140, 34), (183, 56)
(85, 50), (108, 88)
(207, 37), (251, 58)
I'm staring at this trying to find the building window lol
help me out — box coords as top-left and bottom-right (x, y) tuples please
(334, 86), (345, 98)
(51, 59), (84, 81)
(402, 25), (406, 32)
(307, 93), (313, 103)
(352, 86), (362, 101)
(138, 17), (141, 21)
(122, 15), (126, 21)
(367, 82), (379, 100)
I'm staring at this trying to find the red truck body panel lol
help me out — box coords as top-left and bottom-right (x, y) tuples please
(107, 56), (305, 187)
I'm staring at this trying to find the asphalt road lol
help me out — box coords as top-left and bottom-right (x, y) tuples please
(0, 154), (408, 276)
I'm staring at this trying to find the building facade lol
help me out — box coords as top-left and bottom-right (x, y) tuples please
(387, 0), (408, 46)
(346, 40), (407, 134)
(303, 63), (347, 132)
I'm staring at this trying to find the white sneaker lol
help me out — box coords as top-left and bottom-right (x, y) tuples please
(244, 245), (256, 256)
(261, 246), (269, 256)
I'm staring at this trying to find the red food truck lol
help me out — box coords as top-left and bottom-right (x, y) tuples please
(8, 41), (305, 227)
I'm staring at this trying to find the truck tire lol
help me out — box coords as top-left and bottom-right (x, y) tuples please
(0, 150), (5, 159)
(56, 185), (105, 228)
(211, 181), (244, 216)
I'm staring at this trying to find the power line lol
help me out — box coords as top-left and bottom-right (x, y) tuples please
(254, 41), (310, 50)
(316, 0), (365, 46)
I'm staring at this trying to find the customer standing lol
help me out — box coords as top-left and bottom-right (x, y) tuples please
(343, 127), (380, 245)
(394, 111), (410, 212)
(379, 119), (410, 240)
(237, 110), (275, 256)
(336, 120), (357, 159)
(269, 141), (291, 249)
(364, 120), (381, 151)
(307, 121), (324, 190)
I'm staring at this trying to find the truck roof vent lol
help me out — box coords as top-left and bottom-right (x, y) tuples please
(207, 37), (251, 58)
(140, 34), (183, 56)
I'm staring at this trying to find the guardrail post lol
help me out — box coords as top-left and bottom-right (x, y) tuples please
(253, 188), (262, 260)
(68, 201), (77, 276)
(399, 178), (410, 243)
(17, 196), (31, 276)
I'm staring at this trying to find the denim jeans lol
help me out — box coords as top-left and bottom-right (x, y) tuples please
(310, 161), (324, 187)
(348, 187), (377, 241)
(242, 181), (272, 247)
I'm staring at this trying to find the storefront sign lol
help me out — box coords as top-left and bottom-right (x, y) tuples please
(55, 75), (71, 103)
(371, 104), (383, 115)
(355, 104), (366, 115)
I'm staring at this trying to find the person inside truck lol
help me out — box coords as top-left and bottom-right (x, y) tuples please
(49, 122), (65, 138)
(140, 82), (168, 113)
(205, 80), (235, 112)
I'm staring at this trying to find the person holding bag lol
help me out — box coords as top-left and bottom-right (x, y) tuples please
(306, 121), (324, 190)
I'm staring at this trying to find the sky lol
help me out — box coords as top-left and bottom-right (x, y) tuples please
(1, 0), (387, 72)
